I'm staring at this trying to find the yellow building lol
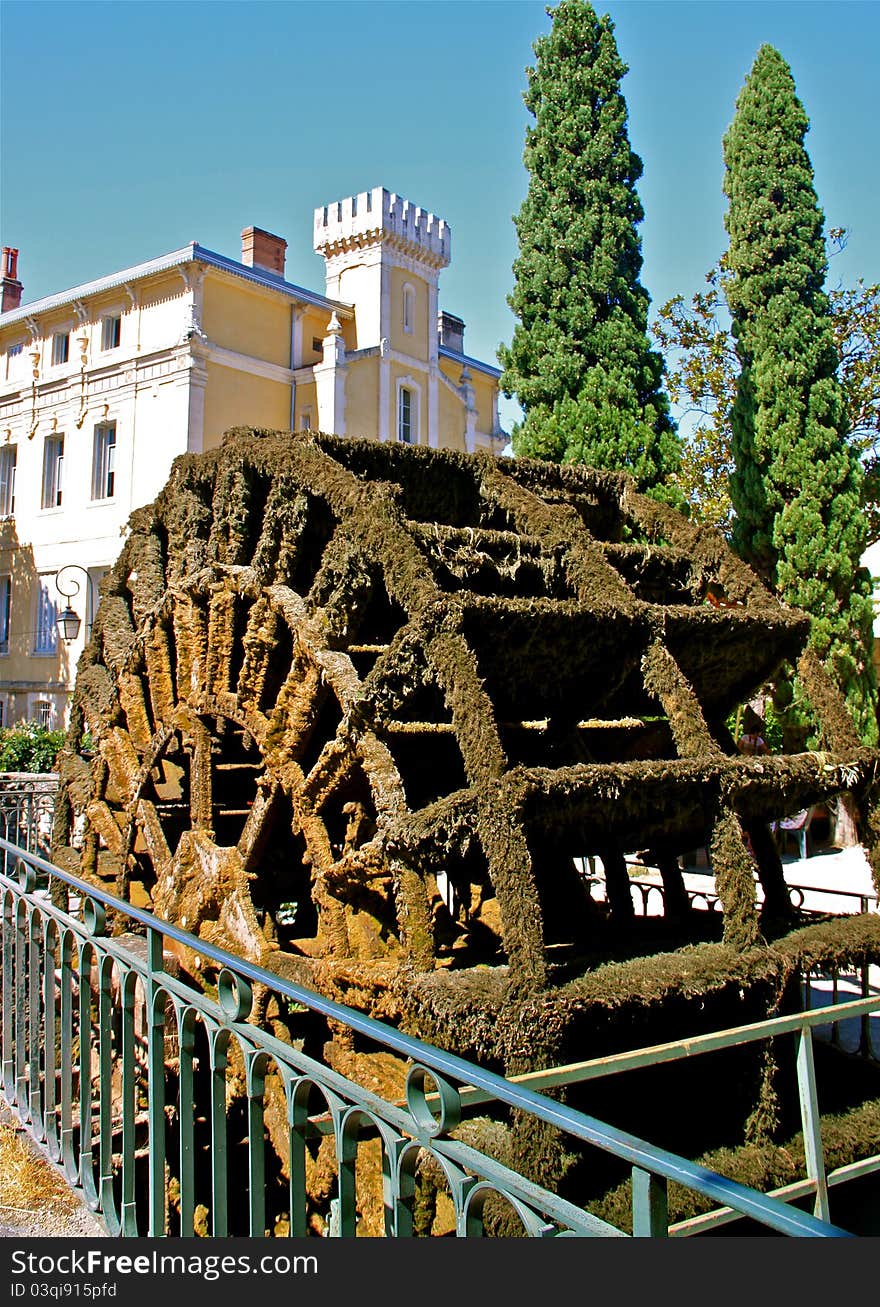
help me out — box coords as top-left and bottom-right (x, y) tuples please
(0, 188), (507, 727)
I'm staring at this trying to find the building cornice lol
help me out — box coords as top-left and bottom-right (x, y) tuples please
(1, 245), (354, 331)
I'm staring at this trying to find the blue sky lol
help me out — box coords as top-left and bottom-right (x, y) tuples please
(2, 0), (878, 433)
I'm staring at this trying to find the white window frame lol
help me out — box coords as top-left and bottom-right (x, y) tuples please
(396, 377), (421, 445)
(0, 574), (11, 656)
(51, 332), (70, 366)
(101, 315), (121, 351)
(36, 700), (53, 729)
(402, 283), (415, 335)
(34, 579), (58, 656)
(41, 434), (64, 510)
(5, 342), (24, 382)
(0, 444), (16, 517)
(91, 421), (117, 500)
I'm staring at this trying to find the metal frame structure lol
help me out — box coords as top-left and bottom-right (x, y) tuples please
(2, 838), (877, 1238)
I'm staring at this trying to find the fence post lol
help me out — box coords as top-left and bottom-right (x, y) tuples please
(632, 1166), (668, 1237)
(796, 1025), (830, 1222)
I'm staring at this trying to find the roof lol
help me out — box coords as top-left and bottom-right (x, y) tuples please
(0, 243), (353, 329)
(439, 343), (502, 380)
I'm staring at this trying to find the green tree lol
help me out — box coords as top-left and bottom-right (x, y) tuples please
(652, 261), (739, 531)
(498, 0), (681, 502)
(831, 269), (880, 539)
(722, 44), (876, 743)
(654, 250), (880, 537)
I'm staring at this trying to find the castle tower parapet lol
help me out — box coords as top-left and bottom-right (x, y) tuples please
(314, 188), (451, 271)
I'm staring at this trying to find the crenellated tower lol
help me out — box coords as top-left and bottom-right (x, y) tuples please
(314, 188), (452, 443)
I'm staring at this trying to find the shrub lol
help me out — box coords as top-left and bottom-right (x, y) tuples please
(0, 721), (66, 774)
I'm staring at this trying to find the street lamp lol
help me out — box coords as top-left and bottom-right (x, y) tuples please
(54, 564), (97, 644)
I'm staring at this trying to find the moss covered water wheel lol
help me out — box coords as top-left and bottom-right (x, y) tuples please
(53, 428), (880, 1230)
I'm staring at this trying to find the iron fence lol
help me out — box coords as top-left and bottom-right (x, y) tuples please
(0, 775), (58, 859)
(2, 838), (877, 1238)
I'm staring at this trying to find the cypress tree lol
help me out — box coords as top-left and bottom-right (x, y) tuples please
(724, 45), (876, 744)
(498, 0), (680, 501)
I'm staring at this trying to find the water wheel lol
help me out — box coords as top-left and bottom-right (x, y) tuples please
(52, 427), (880, 1227)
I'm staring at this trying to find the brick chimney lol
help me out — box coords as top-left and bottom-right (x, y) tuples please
(241, 227), (287, 278)
(1, 248), (22, 313)
(438, 310), (465, 354)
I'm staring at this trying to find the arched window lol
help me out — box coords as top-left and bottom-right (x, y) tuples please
(402, 283), (415, 335)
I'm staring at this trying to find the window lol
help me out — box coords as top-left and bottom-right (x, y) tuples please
(0, 445), (16, 516)
(402, 283), (415, 334)
(312, 337), (323, 354)
(51, 332), (69, 366)
(0, 699), (5, 728)
(41, 435), (64, 509)
(398, 386), (414, 444)
(0, 575), (10, 655)
(101, 315), (121, 350)
(299, 409), (313, 432)
(91, 422), (116, 500)
(4, 343), (25, 383)
(36, 700), (52, 729)
(34, 581), (57, 655)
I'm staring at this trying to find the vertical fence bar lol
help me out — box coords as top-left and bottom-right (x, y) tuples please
(632, 1167), (668, 1237)
(1, 890), (14, 1096)
(146, 927), (167, 1237)
(28, 909), (44, 1135)
(177, 1008), (196, 1237)
(337, 1113), (359, 1238)
(208, 1030), (229, 1238)
(42, 919), (60, 1160)
(98, 955), (120, 1233)
(246, 1055), (267, 1238)
(78, 945), (99, 1209)
(830, 968), (842, 1049)
(119, 968), (139, 1235)
(289, 1084), (310, 1239)
(860, 964), (872, 1059)
(14, 900), (27, 1118)
(59, 931), (77, 1183)
(796, 1025), (830, 1222)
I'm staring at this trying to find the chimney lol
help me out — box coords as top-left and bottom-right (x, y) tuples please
(1, 248), (22, 313)
(241, 227), (287, 278)
(438, 310), (465, 354)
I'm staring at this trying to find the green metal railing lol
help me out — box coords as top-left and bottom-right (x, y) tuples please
(1, 837), (874, 1238)
(0, 776), (58, 858)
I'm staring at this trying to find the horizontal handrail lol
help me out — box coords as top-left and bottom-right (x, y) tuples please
(441, 993), (880, 1108)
